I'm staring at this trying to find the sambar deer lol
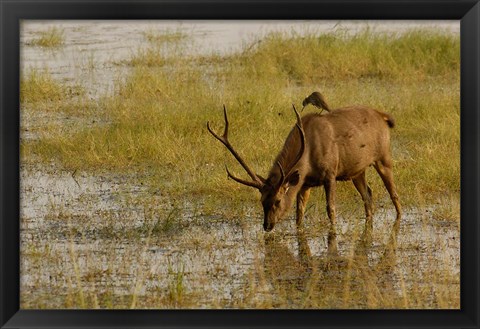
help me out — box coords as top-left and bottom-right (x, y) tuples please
(207, 102), (401, 233)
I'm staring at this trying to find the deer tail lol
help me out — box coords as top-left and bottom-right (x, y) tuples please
(381, 112), (395, 128)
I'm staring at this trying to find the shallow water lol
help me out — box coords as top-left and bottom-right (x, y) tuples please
(21, 20), (459, 98)
(19, 21), (460, 309)
(20, 163), (459, 308)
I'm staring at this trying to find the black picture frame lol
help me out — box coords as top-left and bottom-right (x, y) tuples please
(1, 0), (479, 328)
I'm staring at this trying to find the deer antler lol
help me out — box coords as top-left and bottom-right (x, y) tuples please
(277, 105), (306, 185)
(225, 166), (264, 189)
(207, 106), (265, 190)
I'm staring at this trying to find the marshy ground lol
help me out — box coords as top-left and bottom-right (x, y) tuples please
(20, 21), (460, 309)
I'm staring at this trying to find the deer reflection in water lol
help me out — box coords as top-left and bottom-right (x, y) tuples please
(262, 218), (401, 308)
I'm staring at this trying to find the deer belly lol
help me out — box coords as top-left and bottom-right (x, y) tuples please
(336, 157), (373, 181)
(336, 171), (363, 181)
(304, 175), (325, 187)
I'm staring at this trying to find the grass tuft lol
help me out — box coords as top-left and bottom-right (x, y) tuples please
(27, 27), (65, 48)
(144, 28), (188, 44)
(21, 69), (67, 103)
(20, 69), (84, 104)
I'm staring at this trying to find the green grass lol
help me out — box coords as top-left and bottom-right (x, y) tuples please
(27, 27), (65, 48)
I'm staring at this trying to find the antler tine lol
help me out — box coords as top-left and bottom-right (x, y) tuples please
(226, 166), (263, 189)
(293, 104), (302, 128)
(206, 105), (230, 144)
(207, 106), (265, 189)
(222, 105), (229, 138)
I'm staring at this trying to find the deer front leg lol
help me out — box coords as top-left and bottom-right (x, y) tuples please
(296, 187), (311, 228)
(324, 178), (337, 253)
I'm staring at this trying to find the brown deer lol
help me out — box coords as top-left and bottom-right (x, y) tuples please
(207, 103), (401, 233)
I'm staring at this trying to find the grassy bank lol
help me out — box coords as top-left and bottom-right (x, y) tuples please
(21, 28), (460, 208)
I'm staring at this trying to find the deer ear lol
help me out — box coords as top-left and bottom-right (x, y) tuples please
(285, 170), (300, 187)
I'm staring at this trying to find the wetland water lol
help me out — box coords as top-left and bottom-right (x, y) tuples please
(20, 21), (460, 309)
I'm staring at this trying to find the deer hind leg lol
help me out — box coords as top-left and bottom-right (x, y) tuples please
(296, 187), (311, 228)
(374, 158), (402, 222)
(324, 177), (337, 232)
(352, 171), (374, 229)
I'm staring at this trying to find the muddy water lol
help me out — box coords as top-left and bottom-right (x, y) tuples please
(20, 21), (460, 309)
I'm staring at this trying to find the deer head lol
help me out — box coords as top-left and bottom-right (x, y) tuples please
(207, 105), (305, 231)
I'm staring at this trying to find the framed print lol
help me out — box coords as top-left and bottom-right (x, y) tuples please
(1, 0), (479, 328)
